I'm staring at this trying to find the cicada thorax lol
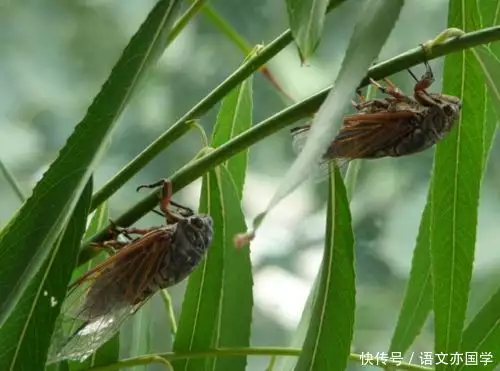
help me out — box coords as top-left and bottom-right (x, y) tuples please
(47, 181), (213, 365)
(159, 215), (213, 286)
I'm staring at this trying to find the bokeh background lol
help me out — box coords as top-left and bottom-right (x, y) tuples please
(1, 0), (499, 370)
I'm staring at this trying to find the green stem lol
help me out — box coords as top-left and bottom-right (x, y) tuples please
(160, 289), (177, 339)
(88, 347), (432, 371)
(266, 355), (277, 371)
(187, 120), (209, 147)
(0, 158), (25, 203)
(167, 0), (206, 46)
(81, 25), (500, 259)
(145, 355), (173, 371)
(90, 1), (354, 212)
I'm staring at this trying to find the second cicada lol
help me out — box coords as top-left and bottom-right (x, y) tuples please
(291, 60), (462, 165)
(47, 179), (213, 364)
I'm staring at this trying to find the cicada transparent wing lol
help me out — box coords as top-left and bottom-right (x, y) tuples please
(47, 277), (140, 364)
(290, 125), (310, 155)
(290, 124), (351, 183)
(47, 228), (173, 364)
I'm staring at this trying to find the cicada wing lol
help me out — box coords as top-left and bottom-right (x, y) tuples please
(47, 303), (135, 364)
(304, 158), (348, 183)
(325, 111), (417, 159)
(47, 229), (172, 364)
(290, 125), (348, 183)
(290, 125), (311, 155)
(47, 264), (136, 364)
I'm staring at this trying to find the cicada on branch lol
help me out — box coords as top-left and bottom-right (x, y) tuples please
(291, 59), (462, 167)
(47, 179), (213, 364)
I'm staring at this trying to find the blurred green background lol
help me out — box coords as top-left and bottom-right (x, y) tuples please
(1, 0), (499, 370)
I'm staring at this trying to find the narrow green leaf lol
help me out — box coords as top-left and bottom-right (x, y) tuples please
(477, 0), (500, 163)
(452, 7), (500, 371)
(0, 0), (182, 326)
(172, 170), (224, 371)
(477, 0), (500, 30)
(211, 67), (253, 198)
(210, 167), (253, 371)
(286, 0), (330, 61)
(431, 3), (489, 369)
(389, 3), (499, 358)
(474, 46), (500, 122)
(294, 165), (355, 371)
(458, 285), (500, 371)
(472, 47), (499, 168)
(73, 202), (110, 279)
(84, 203), (110, 241)
(254, 0), (404, 236)
(0, 181), (92, 370)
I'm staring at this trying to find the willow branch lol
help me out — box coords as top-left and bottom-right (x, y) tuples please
(79, 25), (500, 263)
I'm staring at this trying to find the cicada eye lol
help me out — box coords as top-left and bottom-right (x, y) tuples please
(443, 104), (454, 116)
(190, 217), (205, 229)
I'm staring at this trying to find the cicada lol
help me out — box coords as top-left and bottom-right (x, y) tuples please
(291, 60), (462, 164)
(47, 179), (213, 364)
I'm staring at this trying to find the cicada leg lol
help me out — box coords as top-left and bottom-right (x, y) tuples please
(88, 220), (131, 253)
(351, 89), (365, 109)
(137, 179), (195, 223)
(107, 219), (155, 241)
(368, 77), (415, 104)
(352, 98), (390, 111)
(414, 51), (435, 92)
(91, 223), (158, 254)
(90, 240), (128, 251)
(412, 56), (439, 106)
(351, 89), (385, 111)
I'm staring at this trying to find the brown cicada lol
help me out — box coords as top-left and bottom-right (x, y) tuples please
(47, 179), (213, 364)
(291, 60), (462, 165)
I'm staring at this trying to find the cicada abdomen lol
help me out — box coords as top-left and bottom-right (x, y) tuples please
(47, 180), (213, 364)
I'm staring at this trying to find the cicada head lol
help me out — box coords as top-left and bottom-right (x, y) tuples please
(422, 93), (462, 141)
(437, 94), (462, 121)
(172, 215), (213, 262)
(184, 215), (213, 247)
